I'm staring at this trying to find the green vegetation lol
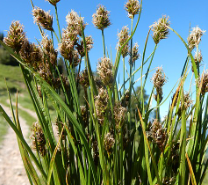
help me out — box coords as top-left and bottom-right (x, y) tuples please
(0, 0), (208, 184)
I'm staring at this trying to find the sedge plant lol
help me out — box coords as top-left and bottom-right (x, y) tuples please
(0, 0), (208, 184)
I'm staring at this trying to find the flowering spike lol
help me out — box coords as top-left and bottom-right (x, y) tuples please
(32, 7), (53, 31)
(92, 5), (111, 30)
(150, 15), (170, 44)
(46, 0), (60, 6)
(97, 57), (114, 87)
(125, 0), (140, 19)
(188, 26), (206, 51)
(117, 26), (130, 57)
(3, 21), (26, 52)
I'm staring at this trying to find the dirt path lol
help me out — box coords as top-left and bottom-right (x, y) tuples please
(0, 104), (37, 185)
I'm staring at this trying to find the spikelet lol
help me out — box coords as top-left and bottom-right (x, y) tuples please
(149, 119), (167, 152)
(46, 0), (60, 6)
(200, 70), (208, 95)
(97, 57), (114, 87)
(114, 102), (127, 132)
(32, 123), (46, 156)
(124, 0), (140, 19)
(187, 26), (206, 51)
(117, 26), (130, 57)
(3, 21), (26, 52)
(150, 15), (170, 44)
(104, 133), (115, 155)
(41, 35), (58, 66)
(95, 87), (109, 125)
(151, 67), (167, 102)
(92, 5), (111, 30)
(130, 42), (140, 64)
(78, 68), (89, 88)
(32, 7), (53, 31)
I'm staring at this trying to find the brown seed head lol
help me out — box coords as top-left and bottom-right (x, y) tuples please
(114, 102), (127, 132)
(130, 42), (140, 64)
(95, 87), (109, 125)
(117, 26), (130, 57)
(187, 26), (206, 51)
(58, 36), (74, 60)
(200, 70), (208, 95)
(92, 5), (111, 30)
(97, 57), (114, 87)
(150, 15), (170, 44)
(104, 133), (115, 155)
(19, 40), (42, 68)
(121, 89), (130, 107)
(32, 7), (53, 31)
(66, 10), (86, 36)
(152, 67), (167, 102)
(183, 92), (193, 110)
(32, 123), (46, 156)
(77, 36), (94, 57)
(78, 68), (89, 88)
(41, 35), (57, 66)
(3, 21), (26, 52)
(194, 50), (203, 63)
(125, 0), (140, 19)
(80, 106), (88, 127)
(150, 119), (167, 152)
(152, 67), (167, 89)
(46, 0), (60, 6)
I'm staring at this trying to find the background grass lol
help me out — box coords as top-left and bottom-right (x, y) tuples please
(0, 64), (56, 143)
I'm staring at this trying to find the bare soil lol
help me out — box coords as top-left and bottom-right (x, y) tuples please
(0, 105), (37, 185)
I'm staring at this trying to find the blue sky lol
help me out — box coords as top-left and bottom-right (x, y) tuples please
(1, 0), (208, 118)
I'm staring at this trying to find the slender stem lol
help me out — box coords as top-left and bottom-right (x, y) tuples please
(123, 57), (125, 94)
(53, 30), (60, 42)
(55, 5), (62, 40)
(102, 29), (106, 57)
(128, 18), (134, 118)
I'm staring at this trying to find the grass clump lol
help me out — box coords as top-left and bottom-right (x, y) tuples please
(0, 0), (208, 184)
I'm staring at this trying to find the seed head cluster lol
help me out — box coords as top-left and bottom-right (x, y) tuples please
(199, 71), (208, 95)
(19, 40), (42, 66)
(80, 105), (88, 127)
(95, 87), (109, 125)
(177, 92), (193, 116)
(121, 90), (130, 107)
(187, 26), (206, 51)
(104, 133), (115, 155)
(124, 0), (140, 19)
(130, 42), (140, 64)
(32, 123), (46, 156)
(32, 7), (53, 31)
(152, 67), (167, 102)
(194, 50), (203, 64)
(114, 102), (127, 132)
(3, 21), (26, 52)
(97, 57), (114, 87)
(4, 21), (68, 89)
(41, 35), (58, 66)
(150, 15), (170, 44)
(59, 10), (90, 65)
(76, 36), (93, 57)
(149, 119), (167, 152)
(92, 5), (111, 30)
(46, 0), (60, 6)
(117, 26), (130, 57)
(78, 68), (89, 88)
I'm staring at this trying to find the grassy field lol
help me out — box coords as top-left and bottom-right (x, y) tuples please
(0, 64), (56, 143)
(0, 64), (37, 142)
